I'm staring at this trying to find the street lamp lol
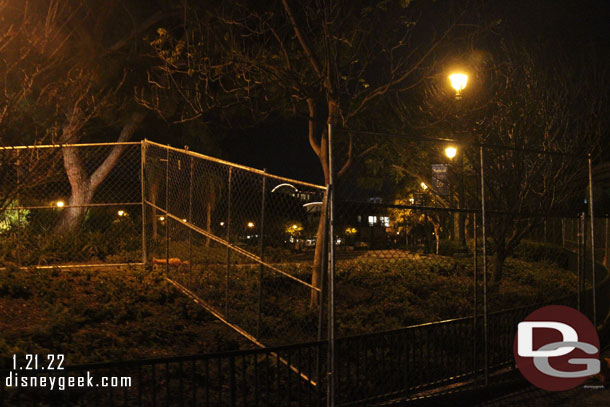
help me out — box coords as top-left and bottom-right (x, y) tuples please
(420, 182), (428, 190)
(247, 221), (255, 228)
(449, 73), (468, 98)
(444, 146), (457, 159)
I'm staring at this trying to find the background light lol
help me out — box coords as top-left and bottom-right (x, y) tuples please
(56, 201), (65, 208)
(445, 146), (457, 159)
(420, 182), (428, 190)
(247, 222), (255, 228)
(117, 210), (125, 216)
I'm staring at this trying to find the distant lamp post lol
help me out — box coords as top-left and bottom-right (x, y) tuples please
(117, 210), (126, 217)
(247, 221), (255, 229)
(449, 73), (468, 98)
(444, 146), (457, 159)
(420, 182), (428, 191)
(56, 200), (65, 208)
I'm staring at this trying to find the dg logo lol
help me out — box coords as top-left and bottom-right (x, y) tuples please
(513, 305), (601, 391)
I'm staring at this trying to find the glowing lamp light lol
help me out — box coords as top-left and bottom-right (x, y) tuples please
(117, 210), (125, 217)
(444, 146), (457, 159)
(247, 222), (255, 228)
(220, 221), (225, 226)
(56, 201), (65, 208)
(159, 216), (165, 221)
(292, 224), (298, 229)
(449, 73), (468, 93)
(420, 182), (428, 190)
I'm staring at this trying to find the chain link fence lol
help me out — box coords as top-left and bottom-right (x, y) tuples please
(0, 143), (142, 267)
(142, 141), (327, 346)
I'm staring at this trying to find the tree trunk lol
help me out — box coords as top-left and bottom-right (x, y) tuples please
(492, 250), (507, 283)
(453, 212), (460, 241)
(205, 200), (212, 247)
(434, 224), (441, 254)
(55, 111), (144, 234)
(309, 98), (331, 308)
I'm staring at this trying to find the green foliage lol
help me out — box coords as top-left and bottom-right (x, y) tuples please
(0, 207), (141, 266)
(512, 240), (569, 268)
(0, 267), (250, 366)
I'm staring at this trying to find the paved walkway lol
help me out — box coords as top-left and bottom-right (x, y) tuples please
(478, 347), (609, 407)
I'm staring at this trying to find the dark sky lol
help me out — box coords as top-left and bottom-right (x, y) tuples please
(147, 0), (610, 187)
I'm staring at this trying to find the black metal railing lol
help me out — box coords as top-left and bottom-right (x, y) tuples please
(1, 341), (327, 407)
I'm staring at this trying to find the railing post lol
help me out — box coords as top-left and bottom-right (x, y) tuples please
(226, 167), (233, 317)
(257, 170), (267, 337)
(588, 154), (596, 327)
(229, 355), (237, 407)
(479, 145), (489, 387)
(141, 140), (147, 265)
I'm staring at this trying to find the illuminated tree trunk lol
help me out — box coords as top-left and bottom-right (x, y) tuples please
(55, 111), (144, 233)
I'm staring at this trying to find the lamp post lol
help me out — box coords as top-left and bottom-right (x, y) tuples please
(448, 72), (469, 247)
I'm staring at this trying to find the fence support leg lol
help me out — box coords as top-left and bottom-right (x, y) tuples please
(225, 167), (233, 317)
(257, 170), (266, 338)
(588, 154), (596, 327)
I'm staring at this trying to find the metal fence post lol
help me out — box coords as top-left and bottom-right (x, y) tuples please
(479, 145), (489, 387)
(141, 140), (147, 265)
(588, 154), (596, 327)
(165, 147), (170, 277)
(473, 212), (478, 381)
(604, 214), (610, 268)
(577, 214), (582, 311)
(16, 152), (21, 267)
(257, 170), (267, 337)
(562, 218), (566, 248)
(226, 167), (233, 317)
(189, 154), (194, 274)
(327, 123), (336, 407)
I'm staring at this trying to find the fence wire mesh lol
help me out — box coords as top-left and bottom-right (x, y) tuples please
(1, 137), (608, 405)
(330, 127), (606, 339)
(143, 141), (327, 346)
(0, 143), (142, 267)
